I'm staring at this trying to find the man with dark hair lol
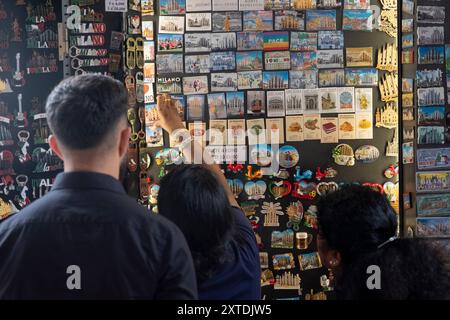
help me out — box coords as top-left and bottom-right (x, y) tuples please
(0, 75), (197, 299)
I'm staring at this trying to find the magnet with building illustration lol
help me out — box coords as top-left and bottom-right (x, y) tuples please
(355, 145), (380, 163)
(227, 178), (244, 198)
(269, 180), (292, 200)
(375, 102), (398, 129)
(244, 180), (266, 200)
(261, 201), (284, 227)
(316, 181), (339, 196)
(286, 201), (303, 231)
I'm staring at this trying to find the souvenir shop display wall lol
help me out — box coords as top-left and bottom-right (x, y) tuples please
(144, 0), (400, 300)
(401, 0), (450, 239)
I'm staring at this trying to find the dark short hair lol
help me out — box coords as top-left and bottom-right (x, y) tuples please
(45, 75), (128, 149)
(158, 165), (235, 281)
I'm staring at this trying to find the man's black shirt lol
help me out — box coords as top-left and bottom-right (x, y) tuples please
(0, 172), (198, 299)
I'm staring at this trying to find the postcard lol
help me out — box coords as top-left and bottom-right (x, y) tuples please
(317, 0), (341, 8)
(285, 89), (303, 115)
(402, 34), (414, 49)
(290, 52), (317, 71)
(403, 108), (414, 121)
(263, 71), (289, 90)
(239, 0), (264, 11)
(264, 0), (289, 10)
(236, 51), (263, 71)
(402, 78), (414, 93)
(210, 33), (236, 51)
(212, 12), (242, 32)
(186, 94), (206, 120)
(160, 0), (186, 14)
(185, 54), (210, 73)
(355, 112), (373, 139)
(156, 77), (183, 94)
(317, 49), (344, 69)
(212, 0), (238, 11)
(266, 118), (285, 144)
(183, 75), (209, 94)
(210, 51), (236, 71)
(417, 171), (450, 193)
(157, 34), (183, 53)
(186, 13), (212, 32)
(418, 46), (445, 65)
(247, 91), (266, 115)
(318, 69), (345, 87)
(188, 122), (207, 146)
(207, 93), (227, 119)
(273, 253), (295, 270)
(416, 69), (443, 88)
(417, 26), (444, 46)
(186, 0), (211, 11)
(416, 217), (450, 237)
(209, 119), (227, 145)
(286, 115), (304, 141)
(145, 126), (164, 148)
(354, 88), (372, 113)
(144, 63), (155, 82)
(247, 118), (266, 145)
(144, 41), (155, 61)
(290, 32), (317, 52)
(144, 82), (154, 103)
(271, 229), (294, 249)
(417, 6), (445, 24)
(158, 16), (185, 34)
(184, 33), (211, 52)
(344, 0), (369, 10)
(274, 11), (304, 31)
(306, 10), (337, 31)
(238, 71), (263, 90)
(342, 10), (372, 31)
(302, 89), (319, 113)
(265, 51), (290, 70)
(402, 0), (414, 16)
(266, 90), (286, 117)
(403, 126), (414, 141)
(418, 126), (445, 145)
(401, 19), (414, 33)
(346, 47), (373, 67)
(211, 72), (238, 91)
(317, 30), (343, 50)
(417, 87), (445, 106)
(417, 194), (450, 217)
(338, 113), (356, 140)
(402, 142), (414, 164)
(156, 54), (184, 74)
(417, 148), (450, 170)
(418, 106), (445, 126)
(320, 117), (338, 143)
(225, 91), (245, 117)
(319, 87), (338, 113)
(289, 70), (317, 89)
(227, 119), (246, 145)
(303, 114), (321, 140)
(345, 68), (378, 86)
(243, 11), (273, 32)
(142, 21), (154, 41)
(237, 32), (264, 51)
(337, 87), (354, 112)
(170, 95), (186, 120)
(263, 31), (289, 51)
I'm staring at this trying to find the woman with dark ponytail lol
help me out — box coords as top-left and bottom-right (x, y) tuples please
(317, 185), (450, 300)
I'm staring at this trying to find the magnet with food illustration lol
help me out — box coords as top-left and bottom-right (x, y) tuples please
(355, 145), (380, 163)
(332, 144), (355, 166)
(278, 145), (299, 168)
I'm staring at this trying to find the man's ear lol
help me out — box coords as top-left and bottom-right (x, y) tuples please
(48, 135), (64, 161)
(118, 126), (131, 158)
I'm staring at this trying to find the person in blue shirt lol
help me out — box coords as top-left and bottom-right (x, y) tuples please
(156, 94), (261, 300)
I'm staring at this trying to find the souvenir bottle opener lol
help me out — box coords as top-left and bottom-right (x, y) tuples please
(125, 76), (137, 107)
(135, 72), (144, 103)
(136, 37), (144, 69)
(16, 130), (31, 163)
(126, 37), (136, 70)
(127, 108), (139, 142)
(137, 106), (146, 141)
(139, 141), (151, 171)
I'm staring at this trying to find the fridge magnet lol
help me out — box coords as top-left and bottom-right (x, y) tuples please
(183, 76), (208, 95)
(210, 51), (235, 71)
(318, 30), (343, 49)
(416, 69), (443, 88)
(417, 87), (445, 106)
(237, 51), (263, 71)
(417, 26), (444, 46)
(418, 46), (445, 65)
(290, 52), (317, 71)
(263, 31), (289, 51)
(157, 34), (183, 53)
(417, 6), (445, 25)
(416, 171), (450, 193)
(212, 12), (242, 32)
(401, 19), (413, 33)
(263, 71), (289, 90)
(317, 49), (344, 69)
(417, 148), (450, 170)
(274, 272), (301, 290)
(185, 54), (210, 74)
(237, 32), (264, 51)
(264, 0), (290, 10)
(345, 68), (378, 86)
(159, 0), (186, 14)
(186, 0), (211, 11)
(316, 167), (338, 180)
(213, 0), (238, 11)
(273, 253), (295, 270)
(261, 201), (284, 227)
(211, 33), (236, 51)
(318, 69), (345, 87)
(320, 117), (338, 143)
(290, 70), (318, 89)
(211, 72), (237, 91)
(209, 119), (227, 145)
(418, 106), (445, 126)
(186, 95), (206, 120)
(184, 33), (211, 52)
(245, 180), (267, 200)
(286, 116), (304, 142)
(243, 11), (273, 32)
(156, 54), (183, 74)
(346, 47), (373, 67)
(302, 204), (318, 229)
(239, 0), (264, 11)
(158, 16), (185, 34)
(320, 88), (338, 113)
(402, 0), (414, 16)
(290, 32), (317, 52)
(298, 252), (322, 271)
(238, 71), (263, 90)
(342, 9), (372, 31)
(303, 114), (321, 140)
(247, 91), (266, 115)
(156, 77), (182, 94)
(286, 201), (304, 231)
(269, 180), (292, 199)
(375, 102), (397, 129)
(144, 41), (155, 61)
(355, 145), (379, 163)
(384, 164), (398, 179)
(338, 114), (356, 140)
(446, 45), (450, 73)
(264, 51), (290, 71)
(208, 93), (227, 119)
(145, 124), (164, 147)
(291, 0), (316, 10)
(266, 118), (285, 144)
(317, 0), (341, 8)
(261, 270), (275, 287)
(141, 0), (155, 16)
(226, 91), (245, 117)
(403, 108), (414, 121)
(379, 7), (397, 38)
(332, 144), (355, 166)
(227, 119), (246, 145)
(402, 34), (413, 49)
(403, 126), (414, 141)
(302, 89), (319, 113)
(416, 217), (450, 238)
(305, 10), (337, 31)
(402, 93), (413, 107)
(417, 194), (450, 217)
(260, 252), (269, 269)
(337, 87), (355, 112)
(247, 118), (266, 145)
(379, 72), (398, 102)
(271, 229), (294, 248)
(278, 145), (299, 168)
(186, 13), (212, 32)
(293, 166), (313, 182)
(227, 178), (244, 198)
(402, 49), (414, 64)
(189, 122), (207, 146)
(344, 0), (369, 9)
(285, 89), (303, 115)
(386, 129), (398, 157)
(402, 78), (413, 93)
(274, 11), (305, 31)
(266, 90), (286, 116)
(316, 182), (339, 196)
